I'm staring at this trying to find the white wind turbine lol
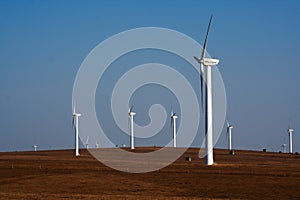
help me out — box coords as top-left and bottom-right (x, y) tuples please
(288, 124), (294, 153)
(171, 111), (178, 148)
(32, 145), (38, 151)
(226, 122), (234, 151)
(85, 136), (89, 149)
(128, 106), (136, 150)
(194, 15), (220, 165)
(281, 143), (286, 153)
(72, 106), (81, 156)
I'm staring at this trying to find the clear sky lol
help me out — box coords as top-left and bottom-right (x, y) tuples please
(1, 0), (300, 152)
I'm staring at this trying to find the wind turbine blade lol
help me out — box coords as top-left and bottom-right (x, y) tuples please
(200, 15), (213, 60)
(129, 105), (134, 114)
(200, 64), (204, 111)
(226, 127), (229, 139)
(170, 107), (173, 132)
(171, 115), (175, 136)
(72, 117), (75, 127)
(193, 56), (200, 63)
(128, 114), (130, 133)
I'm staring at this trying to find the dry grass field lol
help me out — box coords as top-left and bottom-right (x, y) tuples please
(0, 147), (299, 199)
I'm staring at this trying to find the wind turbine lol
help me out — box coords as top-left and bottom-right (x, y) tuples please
(85, 136), (89, 149)
(128, 106), (136, 150)
(171, 111), (178, 147)
(288, 125), (294, 153)
(32, 145), (38, 151)
(226, 122), (234, 151)
(72, 106), (81, 156)
(281, 144), (286, 153)
(194, 15), (220, 165)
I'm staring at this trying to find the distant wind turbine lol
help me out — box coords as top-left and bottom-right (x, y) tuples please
(288, 124), (294, 153)
(128, 106), (136, 150)
(171, 111), (178, 147)
(194, 15), (220, 165)
(281, 143), (286, 153)
(32, 145), (38, 151)
(72, 106), (81, 156)
(226, 122), (234, 151)
(85, 136), (89, 149)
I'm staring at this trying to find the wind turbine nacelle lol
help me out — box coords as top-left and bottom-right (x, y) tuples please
(203, 58), (219, 66)
(288, 128), (294, 133)
(129, 112), (136, 116)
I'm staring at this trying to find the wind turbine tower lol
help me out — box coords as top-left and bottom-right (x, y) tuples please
(281, 144), (286, 153)
(33, 145), (38, 151)
(288, 127), (294, 153)
(227, 122), (234, 150)
(72, 107), (81, 156)
(128, 107), (136, 150)
(85, 136), (89, 149)
(171, 112), (178, 147)
(194, 15), (220, 165)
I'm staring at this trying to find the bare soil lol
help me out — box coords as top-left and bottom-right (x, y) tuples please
(0, 148), (299, 199)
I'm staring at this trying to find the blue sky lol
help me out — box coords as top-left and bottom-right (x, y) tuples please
(0, 0), (300, 152)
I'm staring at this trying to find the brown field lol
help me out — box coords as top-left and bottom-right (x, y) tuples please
(0, 147), (299, 199)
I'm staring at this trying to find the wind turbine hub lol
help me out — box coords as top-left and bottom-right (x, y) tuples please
(129, 112), (136, 116)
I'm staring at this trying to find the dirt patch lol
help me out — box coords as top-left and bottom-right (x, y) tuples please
(0, 148), (299, 199)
